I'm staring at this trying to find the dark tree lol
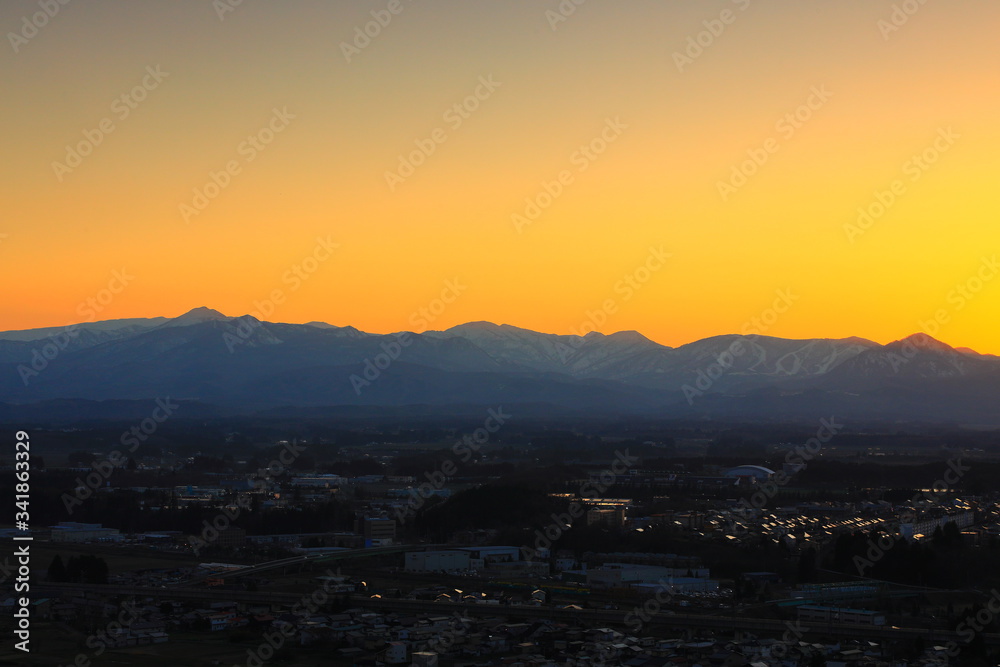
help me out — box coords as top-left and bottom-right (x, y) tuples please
(942, 521), (963, 548)
(47, 555), (67, 582)
(797, 547), (818, 583)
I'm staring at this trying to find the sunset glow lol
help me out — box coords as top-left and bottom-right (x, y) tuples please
(4, 0), (999, 352)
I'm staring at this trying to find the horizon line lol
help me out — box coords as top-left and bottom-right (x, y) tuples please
(0, 306), (985, 356)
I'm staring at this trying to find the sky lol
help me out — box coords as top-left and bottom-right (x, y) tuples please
(3, 0), (999, 352)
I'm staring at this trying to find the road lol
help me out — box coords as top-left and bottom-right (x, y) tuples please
(181, 543), (437, 584)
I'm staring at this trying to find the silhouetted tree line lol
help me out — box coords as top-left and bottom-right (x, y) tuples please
(828, 523), (977, 587)
(408, 483), (561, 541)
(47, 554), (108, 584)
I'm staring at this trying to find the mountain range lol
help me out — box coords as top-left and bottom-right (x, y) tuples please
(1, 307), (998, 425)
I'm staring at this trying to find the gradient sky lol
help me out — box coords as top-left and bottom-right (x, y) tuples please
(3, 0), (999, 351)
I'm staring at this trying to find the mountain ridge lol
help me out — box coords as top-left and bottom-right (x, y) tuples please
(1, 308), (996, 424)
(0, 307), (971, 355)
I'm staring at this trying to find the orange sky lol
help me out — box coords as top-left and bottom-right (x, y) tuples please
(3, 1), (999, 352)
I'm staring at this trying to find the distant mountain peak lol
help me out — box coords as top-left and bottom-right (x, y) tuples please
(455, 321), (502, 331)
(840, 336), (881, 347)
(441, 321), (545, 336)
(606, 330), (659, 345)
(162, 306), (230, 327)
(303, 322), (367, 338)
(889, 332), (956, 354)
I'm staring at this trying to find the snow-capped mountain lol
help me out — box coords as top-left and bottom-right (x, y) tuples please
(1, 308), (998, 423)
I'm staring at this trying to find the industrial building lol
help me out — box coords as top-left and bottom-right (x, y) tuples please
(49, 522), (121, 543)
(632, 578), (720, 594)
(459, 545), (520, 568)
(356, 516), (396, 545)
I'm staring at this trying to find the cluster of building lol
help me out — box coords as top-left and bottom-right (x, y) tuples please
(404, 546), (548, 578)
(3, 588), (917, 667)
(319, 614), (891, 667)
(638, 499), (983, 553)
(0, 596), (169, 647)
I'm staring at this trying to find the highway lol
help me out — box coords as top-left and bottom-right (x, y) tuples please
(181, 543), (433, 585)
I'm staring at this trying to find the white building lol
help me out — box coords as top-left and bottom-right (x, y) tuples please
(899, 510), (975, 540)
(459, 545), (520, 569)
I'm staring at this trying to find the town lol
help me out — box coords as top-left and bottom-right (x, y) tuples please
(4, 416), (1000, 665)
